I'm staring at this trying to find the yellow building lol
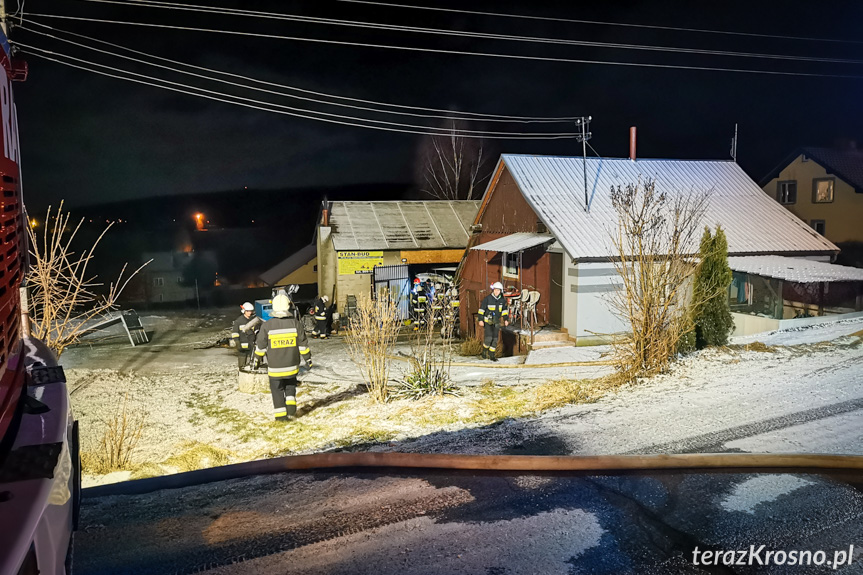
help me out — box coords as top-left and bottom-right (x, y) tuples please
(761, 146), (863, 244)
(317, 200), (480, 317)
(259, 244), (317, 287)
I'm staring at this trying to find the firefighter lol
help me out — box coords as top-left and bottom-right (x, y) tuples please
(312, 295), (330, 339)
(477, 282), (509, 361)
(254, 293), (313, 422)
(231, 302), (260, 369)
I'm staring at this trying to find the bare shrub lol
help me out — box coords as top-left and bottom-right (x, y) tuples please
(396, 292), (458, 399)
(83, 392), (146, 474)
(345, 293), (401, 403)
(607, 179), (710, 381)
(461, 335), (484, 357)
(27, 202), (149, 357)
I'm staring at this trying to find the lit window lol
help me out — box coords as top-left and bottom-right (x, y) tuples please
(503, 252), (519, 278)
(776, 181), (797, 204)
(813, 178), (834, 203)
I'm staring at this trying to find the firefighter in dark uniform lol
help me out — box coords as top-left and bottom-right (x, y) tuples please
(312, 294), (330, 339)
(231, 302), (259, 369)
(254, 294), (312, 422)
(477, 282), (509, 361)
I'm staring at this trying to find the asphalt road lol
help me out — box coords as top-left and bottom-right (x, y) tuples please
(73, 465), (863, 575)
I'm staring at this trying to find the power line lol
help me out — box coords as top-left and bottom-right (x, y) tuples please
(338, 0), (863, 46)
(25, 13), (863, 80)
(14, 43), (582, 139)
(70, 0), (863, 66)
(20, 20), (579, 124)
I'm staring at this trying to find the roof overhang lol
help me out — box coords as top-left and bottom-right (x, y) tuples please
(470, 233), (555, 253)
(728, 255), (863, 283)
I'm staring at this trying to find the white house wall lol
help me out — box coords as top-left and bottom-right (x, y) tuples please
(567, 262), (627, 345)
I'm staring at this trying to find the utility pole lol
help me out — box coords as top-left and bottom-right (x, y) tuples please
(575, 116), (592, 213)
(730, 123), (738, 163)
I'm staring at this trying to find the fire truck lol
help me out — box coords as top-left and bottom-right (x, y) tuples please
(0, 24), (80, 575)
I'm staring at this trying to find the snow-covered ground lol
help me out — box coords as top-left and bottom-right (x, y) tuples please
(731, 316), (863, 346)
(64, 310), (863, 487)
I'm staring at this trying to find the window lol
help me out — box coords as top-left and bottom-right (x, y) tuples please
(313, 265), (318, 272)
(177, 276), (183, 284)
(502, 251), (519, 278)
(152, 277), (164, 287)
(811, 220), (826, 235)
(776, 180), (797, 204)
(813, 178), (834, 203)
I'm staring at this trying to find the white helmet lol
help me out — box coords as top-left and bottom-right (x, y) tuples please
(491, 282), (504, 291)
(321, 295), (329, 303)
(271, 294), (291, 317)
(241, 302), (254, 312)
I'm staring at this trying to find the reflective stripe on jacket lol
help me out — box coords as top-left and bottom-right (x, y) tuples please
(478, 293), (509, 326)
(255, 316), (311, 377)
(231, 314), (257, 349)
(313, 298), (328, 321)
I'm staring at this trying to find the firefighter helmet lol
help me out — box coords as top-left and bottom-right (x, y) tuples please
(241, 302), (254, 312)
(491, 282), (504, 291)
(321, 295), (329, 303)
(271, 293), (292, 317)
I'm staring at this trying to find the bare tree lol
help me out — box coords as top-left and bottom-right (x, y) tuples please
(26, 202), (149, 357)
(607, 179), (710, 381)
(418, 121), (492, 201)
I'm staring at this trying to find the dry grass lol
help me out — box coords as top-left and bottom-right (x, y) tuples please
(460, 337), (484, 356)
(743, 341), (776, 353)
(82, 393), (147, 474)
(164, 442), (234, 472)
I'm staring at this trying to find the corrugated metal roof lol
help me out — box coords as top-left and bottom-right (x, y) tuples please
(329, 200), (480, 251)
(470, 233), (555, 252)
(728, 255), (863, 283)
(499, 155), (838, 260)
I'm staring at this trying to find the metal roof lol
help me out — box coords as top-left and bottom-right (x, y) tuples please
(329, 200), (480, 251)
(470, 232), (555, 252)
(259, 243), (316, 286)
(496, 155), (838, 260)
(728, 256), (863, 283)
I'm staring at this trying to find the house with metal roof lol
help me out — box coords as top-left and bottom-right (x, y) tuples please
(258, 244), (317, 288)
(317, 200), (480, 318)
(462, 153), (862, 345)
(760, 145), (863, 245)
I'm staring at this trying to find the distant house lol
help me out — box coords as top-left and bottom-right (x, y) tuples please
(461, 154), (861, 344)
(140, 250), (217, 305)
(259, 244), (317, 288)
(760, 145), (863, 244)
(317, 200), (480, 317)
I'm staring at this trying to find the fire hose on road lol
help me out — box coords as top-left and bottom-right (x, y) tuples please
(85, 451), (863, 498)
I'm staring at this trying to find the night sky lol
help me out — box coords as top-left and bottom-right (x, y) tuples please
(10, 0), (863, 212)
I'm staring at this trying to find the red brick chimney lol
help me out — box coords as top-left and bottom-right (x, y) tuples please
(629, 127), (637, 161)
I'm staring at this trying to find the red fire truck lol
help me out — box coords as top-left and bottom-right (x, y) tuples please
(0, 24), (80, 575)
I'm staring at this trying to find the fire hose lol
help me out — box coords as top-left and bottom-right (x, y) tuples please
(84, 451), (863, 498)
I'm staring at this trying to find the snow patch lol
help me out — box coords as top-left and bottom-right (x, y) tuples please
(720, 475), (814, 514)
